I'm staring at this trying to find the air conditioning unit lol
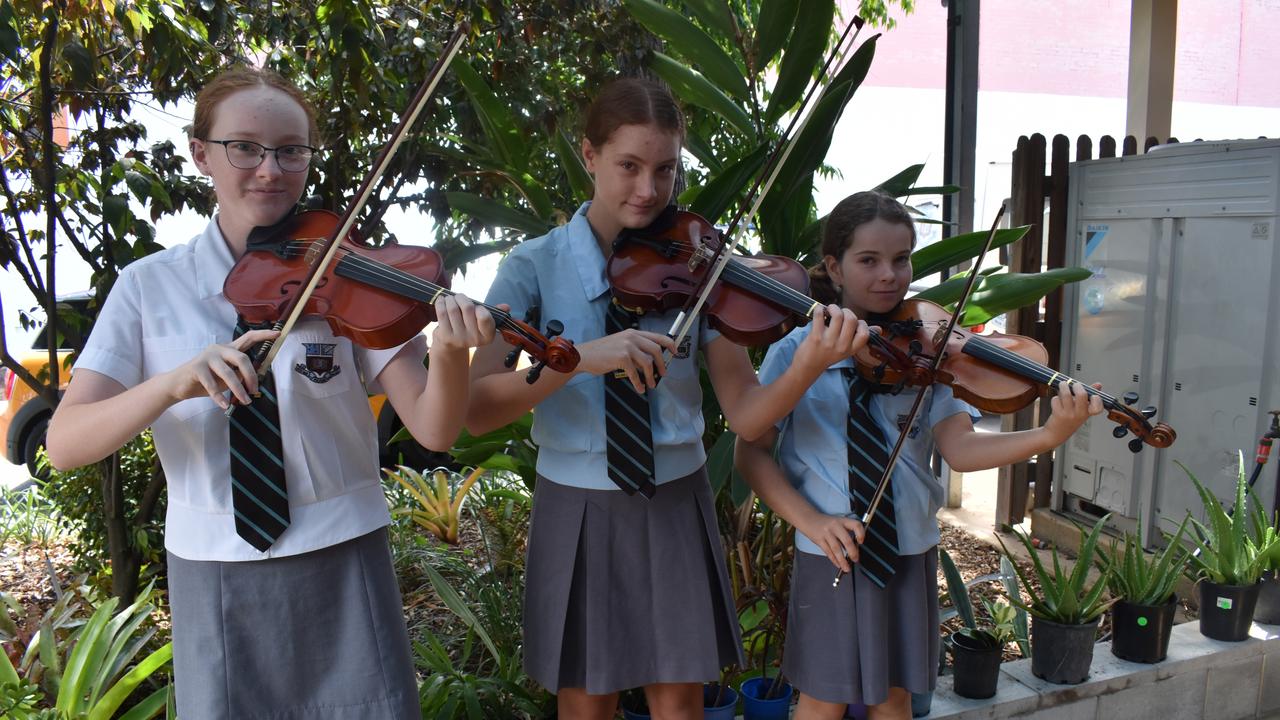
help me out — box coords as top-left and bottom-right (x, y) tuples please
(1056, 139), (1280, 547)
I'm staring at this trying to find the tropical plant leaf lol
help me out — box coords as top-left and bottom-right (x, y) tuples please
(649, 52), (753, 136)
(910, 227), (1030, 280)
(754, 0), (799, 68)
(957, 268), (1094, 326)
(689, 143), (769, 222)
(765, 0), (835, 124)
(552, 128), (594, 203)
(684, 0), (736, 37)
(445, 192), (550, 236)
(451, 61), (525, 172)
(624, 0), (749, 100)
(938, 549), (976, 630)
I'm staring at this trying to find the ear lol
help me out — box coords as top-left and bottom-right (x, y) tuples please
(581, 137), (598, 174)
(824, 254), (843, 286)
(190, 139), (212, 176)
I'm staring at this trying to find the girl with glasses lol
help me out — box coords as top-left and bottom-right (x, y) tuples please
(46, 65), (494, 720)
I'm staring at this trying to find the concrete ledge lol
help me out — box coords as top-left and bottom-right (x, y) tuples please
(926, 621), (1280, 719)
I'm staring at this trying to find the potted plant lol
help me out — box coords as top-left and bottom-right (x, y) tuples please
(940, 549), (1018, 699)
(620, 688), (650, 720)
(997, 514), (1112, 684)
(1183, 454), (1280, 641)
(1095, 517), (1189, 663)
(703, 679), (739, 719)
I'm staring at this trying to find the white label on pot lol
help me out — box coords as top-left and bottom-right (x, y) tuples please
(1217, 597), (1233, 610)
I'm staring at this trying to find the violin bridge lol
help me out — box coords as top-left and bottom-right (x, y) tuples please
(687, 243), (714, 272)
(301, 237), (327, 264)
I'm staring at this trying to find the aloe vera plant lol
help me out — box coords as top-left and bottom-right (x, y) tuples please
(1183, 453), (1280, 586)
(1096, 517), (1190, 606)
(996, 515), (1113, 625)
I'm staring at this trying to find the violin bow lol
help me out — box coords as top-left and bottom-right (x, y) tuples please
(662, 16), (868, 353)
(243, 24), (470, 381)
(858, 203), (1007, 533)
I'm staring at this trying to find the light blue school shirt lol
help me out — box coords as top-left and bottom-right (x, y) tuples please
(759, 324), (981, 556)
(485, 203), (720, 489)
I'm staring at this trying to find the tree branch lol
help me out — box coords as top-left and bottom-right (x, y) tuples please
(38, 2), (61, 397)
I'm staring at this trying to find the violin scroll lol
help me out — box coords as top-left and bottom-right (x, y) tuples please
(1104, 390), (1177, 452)
(500, 307), (581, 384)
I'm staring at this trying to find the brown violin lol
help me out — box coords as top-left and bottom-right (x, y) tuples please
(855, 298), (1176, 452)
(223, 209), (579, 380)
(607, 207), (823, 347)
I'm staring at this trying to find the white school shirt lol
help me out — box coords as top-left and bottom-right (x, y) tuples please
(484, 203), (719, 488)
(759, 324), (981, 557)
(75, 217), (427, 561)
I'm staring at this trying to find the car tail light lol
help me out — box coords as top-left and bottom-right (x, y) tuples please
(1, 366), (12, 401)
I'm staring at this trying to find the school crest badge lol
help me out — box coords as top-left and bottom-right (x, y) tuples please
(295, 343), (342, 383)
(674, 335), (693, 359)
(895, 413), (921, 440)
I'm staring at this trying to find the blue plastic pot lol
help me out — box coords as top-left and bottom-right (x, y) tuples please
(703, 684), (739, 719)
(740, 676), (793, 719)
(621, 705), (649, 720)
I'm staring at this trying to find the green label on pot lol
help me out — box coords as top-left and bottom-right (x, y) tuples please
(1137, 616), (1148, 627)
(1217, 596), (1233, 610)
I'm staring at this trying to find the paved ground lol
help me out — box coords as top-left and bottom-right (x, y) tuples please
(0, 455), (32, 492)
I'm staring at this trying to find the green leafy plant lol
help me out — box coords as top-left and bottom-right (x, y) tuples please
(386, 466), (484, 545)
(996, 514), (1114, 625)
(1096, 517), (1190, 606)
(1182, 453), (1280, 586)
(1, 580), (171, 720)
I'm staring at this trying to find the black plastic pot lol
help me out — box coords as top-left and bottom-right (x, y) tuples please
(1198, 579), (1262, 641)
(1111, 596), (1177, 663)
(949, 631), (1002, 698)
(1031, 615), (1099, 684)
(1253, 571), (1280, 625)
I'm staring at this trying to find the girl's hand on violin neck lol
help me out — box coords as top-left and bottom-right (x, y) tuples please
(167, 329), (279, 410)
(1043, 380), (1105, 443)
(794, 305), (871, 373)
(577, 329), (678, 393)
(798, 510), (866, 574)
(430, 294), (496, 352)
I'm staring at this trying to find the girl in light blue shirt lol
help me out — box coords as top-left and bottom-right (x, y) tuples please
(735, 191), (1103, 720)
(467, 78), (871, 720)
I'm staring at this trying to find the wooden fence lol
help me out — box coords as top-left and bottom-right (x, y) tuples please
(995, 133), (1177, 528)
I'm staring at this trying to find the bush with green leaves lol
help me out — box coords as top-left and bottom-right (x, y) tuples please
(997, 515), (1113, 625)
(1096, 517), (1189, 606)
(1183, 454), (1280, 586)
(0, 579), (172, 720)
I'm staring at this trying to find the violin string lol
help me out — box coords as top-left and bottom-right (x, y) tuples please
(963, 336), (1122, 407)
(279, 241), (542, 346)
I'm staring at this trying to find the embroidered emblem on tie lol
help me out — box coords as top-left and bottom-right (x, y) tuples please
(294, 342), (342, 383)
(230, 318), (289, 551)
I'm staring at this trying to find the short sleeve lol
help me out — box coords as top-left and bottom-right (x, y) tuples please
(74, 271), (143, 388)
(758, 332), (801, 432)
(359, 334), (428, 395)
(484, 247), (539, 322)
(927, 383), (982, 429)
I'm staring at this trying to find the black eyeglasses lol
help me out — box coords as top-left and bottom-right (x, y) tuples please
(203, 139), (318, 173)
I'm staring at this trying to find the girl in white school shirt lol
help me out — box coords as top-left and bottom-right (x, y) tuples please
(45, 66), (495, 720)
(465, 77), (872, 720)
(734, 191), (1104, 720)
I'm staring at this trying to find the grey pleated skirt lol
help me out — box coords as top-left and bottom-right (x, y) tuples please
(523, 468), (745, 695)
(167, 527), (419, 720)
(782, 547), (939, 707)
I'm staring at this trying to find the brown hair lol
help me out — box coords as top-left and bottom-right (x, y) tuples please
(583, 77), (685, 147)
(189, 66), (319, 145)
(808, 191), (917, 305)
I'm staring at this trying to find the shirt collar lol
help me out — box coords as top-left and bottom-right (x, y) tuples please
(196, 216), (237, 300)
(566, 202), (611, 301)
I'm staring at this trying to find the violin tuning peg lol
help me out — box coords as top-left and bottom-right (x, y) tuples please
(1122, 391), (1139, 405)
(1112, 425), (1130, 439)
(872, 364), (886, 381)
(546, 319), (564, 338)
(908, 340), (923, 355)
(1128, 438), (1144, 453)
(525, 361), (546, 385)
(504, 347), (521, 368)
(1142, 406), (1158, 419)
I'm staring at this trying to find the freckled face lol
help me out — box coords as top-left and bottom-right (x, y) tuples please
(824, 218), (915, 317)
(582, 123), (680, 244)
(190, 85), (311, 249)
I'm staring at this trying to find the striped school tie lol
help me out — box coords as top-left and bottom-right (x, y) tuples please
(603, 299), (657, 498)
(229, 318), (289, 550)
(842, 368), (899, 587)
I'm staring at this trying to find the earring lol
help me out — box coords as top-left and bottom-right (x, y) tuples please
(834, 284), (843, 296)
